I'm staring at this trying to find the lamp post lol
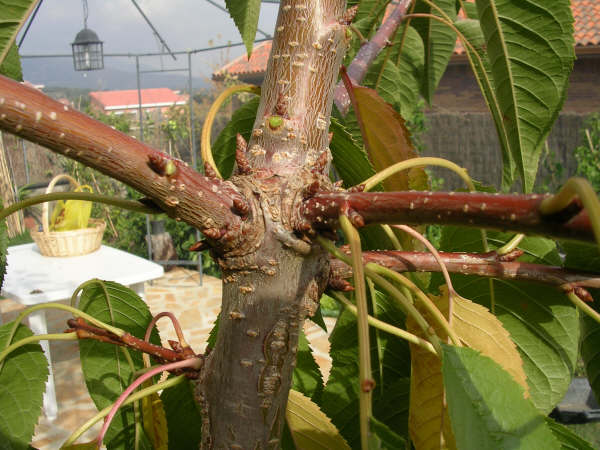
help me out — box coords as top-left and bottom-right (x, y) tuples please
(71, 0), (103, 71)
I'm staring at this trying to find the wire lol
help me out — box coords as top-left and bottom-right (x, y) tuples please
(18, 0), (44, 48)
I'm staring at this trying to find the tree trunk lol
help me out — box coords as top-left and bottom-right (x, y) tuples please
(196, 0), (346, 447)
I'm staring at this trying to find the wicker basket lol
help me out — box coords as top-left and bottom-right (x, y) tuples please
(31, 174), (106, 257)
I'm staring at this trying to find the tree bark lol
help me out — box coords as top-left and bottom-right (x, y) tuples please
(196, 1), (347, 448)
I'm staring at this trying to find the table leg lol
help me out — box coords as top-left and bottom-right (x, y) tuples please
(28, 309), (58, 421)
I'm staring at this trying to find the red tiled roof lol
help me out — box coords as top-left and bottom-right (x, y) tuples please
(89, 88), (188, 110)
(214, 0), (600, 79)
(212, 41), (273, 81)
(574, 0), (600, 46)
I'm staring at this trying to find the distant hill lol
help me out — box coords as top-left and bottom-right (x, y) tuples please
(21, 57), (209, 90)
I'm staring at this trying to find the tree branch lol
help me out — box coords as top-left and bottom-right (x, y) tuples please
(66, 317), (201, 374)
(301, 190), (593, 242)
(329, 250), (600, 291)
(333, 0), (412, 115)
(0, 75), (245, 242)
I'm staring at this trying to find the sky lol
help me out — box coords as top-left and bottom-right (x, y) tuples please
(18, 0), (279, 85)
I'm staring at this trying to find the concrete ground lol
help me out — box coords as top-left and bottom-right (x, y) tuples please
(0, 268), (334, 449)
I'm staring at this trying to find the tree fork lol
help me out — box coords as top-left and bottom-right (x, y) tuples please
(196, 0), (347, 448)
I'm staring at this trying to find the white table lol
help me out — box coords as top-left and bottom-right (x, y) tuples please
(1, 244), (164, 421)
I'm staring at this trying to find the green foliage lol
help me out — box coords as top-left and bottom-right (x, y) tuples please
(412, 0), (457, 104)
(321, 291), (411, 448)
(545, 418), (596, 450)
(0, 43), (23, 81)
(0, 0), (37, 74)
(438, 227), (579, 413)
(225, 0), (261, 57)
(292, 330), (324, 401)
(212, 96), (260, 178)
(77, 281), (161, 449)
(473, 0), (575, 192)
(442, 344), (560, 449)
(0, 322), (48, 450)
(161, 378), (202, 450)
(575, 113), (600, 192)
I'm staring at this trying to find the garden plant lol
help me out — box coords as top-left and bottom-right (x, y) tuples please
(1, 0), (600, 449)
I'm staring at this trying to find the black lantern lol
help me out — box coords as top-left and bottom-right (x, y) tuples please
(71, 0), (103, 71)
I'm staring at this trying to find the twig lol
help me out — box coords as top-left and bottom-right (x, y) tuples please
(67, 318), (195, 366)
(339, 215), (372, 450)
(330, 291), (437, 355)
(329, 250), (600, 291)
(393, 225), (456, 324)
(63, 375), (186, 447)
(334, 0), (412, 115)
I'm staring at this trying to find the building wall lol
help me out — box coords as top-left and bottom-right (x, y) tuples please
(430, 53), (600, 113)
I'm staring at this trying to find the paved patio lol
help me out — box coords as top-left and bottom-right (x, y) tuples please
(0, 268), (334, 449)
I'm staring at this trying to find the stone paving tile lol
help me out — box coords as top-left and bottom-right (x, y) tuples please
(0, 267), (336, 449)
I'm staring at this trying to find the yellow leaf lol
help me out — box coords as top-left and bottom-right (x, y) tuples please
(142, 392), (168, 450)
(286, 389), (351, 450)
(406, 285), (527, 449)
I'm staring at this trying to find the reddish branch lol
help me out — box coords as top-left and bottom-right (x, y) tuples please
(328, 250), (600, 292)
(301, 190), (593, 242)
(67, 318), (201, 375)
(333, 0), (412, 115)
(0, 76), (245, 249)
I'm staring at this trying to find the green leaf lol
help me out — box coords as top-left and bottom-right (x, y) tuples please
(161, 378), (202, 450)
(0, 0), (37, 66)
(578, 298), (600, 407)
(544, 417), (595, 450)
(439, 227), (579, 413)
(329, 118), (377, 189)
(453, 18), (516, 189)
(368, 416), (408, 450)
(212, 97), (259, 178)
(292, 330), (324, 401)
(442, 344), (560, 450)
(0, 43), (22, 81)
(363, 25), (424, 120)
(286, 389), (351, 450)
(561, 241), (600, 272)
(474, 0), (575, 192)
(0, 322), (48, 450)
(412, 0), (458, 103)
(225, 0), (261, 57)
(321, 291), (411, 448)
(77, 281), (161, 450)
(0, 201), (7, 290)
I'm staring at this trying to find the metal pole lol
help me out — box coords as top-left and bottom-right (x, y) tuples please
(188, 52), (197, 170)
(187, 51), (203, 285)
(136, 55), (153, 262)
